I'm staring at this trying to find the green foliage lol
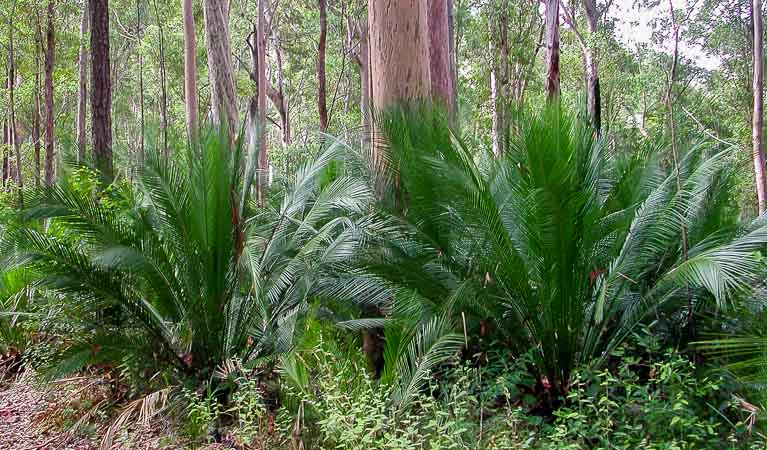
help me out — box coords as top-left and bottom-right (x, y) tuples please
(182, 387), (221, 445)
(694, 299), (767, 408)
(363, 104), (766, 397)
(255, 330), (764, 449)
(281, 342), (483, 450)
(549, 352), (736, 448)
(226, 377), (268, 445)
(0, 129), (384, 384)
(2, 0), (767, 446)
(0, 268), (33, 356)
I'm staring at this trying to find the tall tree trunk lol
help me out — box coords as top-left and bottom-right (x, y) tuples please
(246, 23), (258, 158)
(44, 0), (56, 185)
(447, 0), (458, 116)
(665, 0), (693, 332)
(367, 0), (431, 377)
(753, 0), (767, 214)
(499, 6), (509, 132)
(90, 0), (114, 180)
(181, 0), (199, 143)
(369, 0), (431, 165)
(350, 15), (370, 150)
(491, 40), (503, 156)
(428, 0), (455, 116)
(491, 6), (509, 156)
(256, 0), (268, 204)
(2, 70), (6, 189)
(544, 0), (560, 101)
(33, 12), (42, 185)
(76, 2), (89, 163)
(2, 117), (6, 189)
(270, 28), (290, 146)
(8, 6), (23, 196)
(203, 0), (238, 143)
(583, 0), (601, 132)
(318, 0), (329, 133)
(137, 0), (145, 164)
(369, 0), (431, 110)
(152, 0), (169, 155)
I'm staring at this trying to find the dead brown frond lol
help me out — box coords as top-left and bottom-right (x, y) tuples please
(214, 357), (245, 380)
(99, 386), (176, 450)
(735, 395), (759, 435)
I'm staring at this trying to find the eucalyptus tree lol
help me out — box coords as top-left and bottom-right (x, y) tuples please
(203, 0), (238, 143)
(45, 0), (56, 184)
(368, 0), (431, 113)
(90, 0), (113, 180)
(561, 0), (612, 131)
(76, 1), (88, 163)
(752, 0), (766, 213)
(181, 0), (198, 143)
(429, 0), (456, 116)
(544, 0), (560, 100)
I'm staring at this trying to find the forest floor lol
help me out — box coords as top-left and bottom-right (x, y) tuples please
(0, 370), (103, 449)
(0, 369), (203, 450)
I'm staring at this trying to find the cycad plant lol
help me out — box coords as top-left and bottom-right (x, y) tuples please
(693, 293), (767, 403)
(0, 130), (381, 382)
(0, 268), (32, 363)
(362, 105), (767, 396)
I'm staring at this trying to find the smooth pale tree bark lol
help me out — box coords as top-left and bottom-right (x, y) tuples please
(583, 0), (601, 132)
(44, 0), (56, 185)
(152, 0), (169, 155)
(753, 0), (767, 214)
(246, 24), (259, 159)
(244, 4), (287, 201)
(447, 0), (458, 115)
(561, 0), (602, 130)
(203, 0), (238, 143)
(181, 0), (199, 142)
(137, 0), (145, 163)
(8, 8), (23, 194)
(256, 0), (268, 204)
(245, 10), (288, 148)
(33, 12), (42, 185)
(499, 6), (510, 129)
(350, 15), (370, 149)
(268, 24), (290, 146)
(76, 2), (89, 163)
(318, 0), (329, 133)
(490, 41), (503, 156)
(544, 0), (560, 101)
(491, 6), (509, 156)
(90, 0), (114, 180)
(428, 0), (455, 116)
(2, 116), (6, 189)
(2, 69), (7, 188)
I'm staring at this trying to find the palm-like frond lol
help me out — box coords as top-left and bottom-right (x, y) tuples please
(384, 314), (463, 413)
(366, 105), (765, 392)
(0, 130), (381, 381)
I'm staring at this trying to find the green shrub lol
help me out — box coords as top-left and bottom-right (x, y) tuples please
(267, 332), (765, 450)
(182, 387), (221, 445)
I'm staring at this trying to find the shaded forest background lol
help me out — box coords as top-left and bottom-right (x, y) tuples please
(0, 0), (765, 210)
